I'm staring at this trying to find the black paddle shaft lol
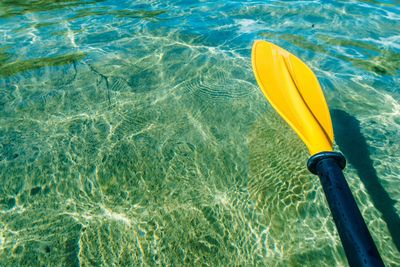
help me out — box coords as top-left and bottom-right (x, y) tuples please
(308, 152), (384, 267)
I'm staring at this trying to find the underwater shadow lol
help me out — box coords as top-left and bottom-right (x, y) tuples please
(331, 109), (400, 252)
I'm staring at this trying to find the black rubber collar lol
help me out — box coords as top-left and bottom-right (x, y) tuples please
(307, 151), (346, 175)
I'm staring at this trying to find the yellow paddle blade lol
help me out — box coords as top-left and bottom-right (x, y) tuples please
(251, 40), (334, 155)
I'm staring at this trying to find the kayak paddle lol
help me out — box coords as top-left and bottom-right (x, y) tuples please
(251, 40), (384, 267)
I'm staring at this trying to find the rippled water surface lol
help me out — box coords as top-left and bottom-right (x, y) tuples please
(1, 0), (399, 266)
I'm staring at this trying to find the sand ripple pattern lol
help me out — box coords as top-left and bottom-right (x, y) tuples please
(182, 69), (252, 100)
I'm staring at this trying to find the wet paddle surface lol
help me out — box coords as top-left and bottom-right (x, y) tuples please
(0, 0), (399, 266)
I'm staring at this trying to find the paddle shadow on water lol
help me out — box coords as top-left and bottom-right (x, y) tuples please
(331, 109), (400, 252)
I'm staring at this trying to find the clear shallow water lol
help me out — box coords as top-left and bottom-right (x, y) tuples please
(0, 0), (399, 266)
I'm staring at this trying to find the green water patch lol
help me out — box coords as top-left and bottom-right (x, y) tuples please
(32, 21), (59, 29)
(0, 0), (103, 18)
(0, 47), (12, 65)
(260, 32), (400, 76)
(337, 51), (400, 76)
(316, 34), (381, 54)
(317, 34), (400, 76)
(70, 7), (166, 21)
(0, 52), (85, 77)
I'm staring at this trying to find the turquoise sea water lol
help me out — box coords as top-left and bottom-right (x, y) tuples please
(0, 0), (399, 266)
